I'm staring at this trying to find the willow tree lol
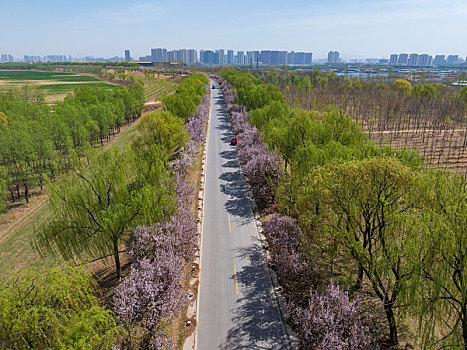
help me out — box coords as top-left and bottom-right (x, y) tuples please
(407, 171), (467, 348)
(34, 147), (172, 278)
(309, 157), (419, 346)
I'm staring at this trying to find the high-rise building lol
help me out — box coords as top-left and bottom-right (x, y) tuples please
(167, 50), (175, 62)
(174, 49), (186, 62)
(226, 50), (234, 64)
(408, 53), (418, 66)
(125, 50), (131, 61)
(433, 55), (445, 66)
(236, 51), (244, 65)
(216, 49), (225, 65)
(186, 49), (197, 64)
(290, 52), (312, 65)
(389, 54), (398, 65)
(246, 51), (259, 66)
(398, 53), (408, 65)
(287, 51), (296, 65)
(1, 54), (9, 62)
(418, 54), (432, 67)
(200, 50), (216, 64)
(327, 51), (340, 64)
(447, 55), (459, 66)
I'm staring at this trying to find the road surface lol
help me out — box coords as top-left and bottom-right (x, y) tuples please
(196, 82), (291, 349)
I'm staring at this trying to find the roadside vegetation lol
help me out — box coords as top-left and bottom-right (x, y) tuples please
(219, 67), (467, 349)
(0, 71), (210, 349)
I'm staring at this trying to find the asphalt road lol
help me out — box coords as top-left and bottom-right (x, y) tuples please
(196, 82), (291, 350)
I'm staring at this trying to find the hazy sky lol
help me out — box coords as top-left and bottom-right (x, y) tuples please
(1, 0), (466, 59)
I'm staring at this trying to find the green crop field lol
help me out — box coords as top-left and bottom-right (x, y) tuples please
(0, 70), (101, 82)
(0, 70), (116, 102)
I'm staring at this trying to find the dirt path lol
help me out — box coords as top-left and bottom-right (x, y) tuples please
(0, 194), (48, 245)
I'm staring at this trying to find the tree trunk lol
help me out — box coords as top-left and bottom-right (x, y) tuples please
(24, 183), (29, 204)
(352, 265), (364, 293)
(384, 302), (398, 345)
(113, 240), (121, 279)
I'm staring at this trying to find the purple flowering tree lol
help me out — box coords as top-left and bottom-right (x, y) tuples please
(263, 214), (319, 302)
(114, 77), (209, 349)
(288, 282), (372, 350)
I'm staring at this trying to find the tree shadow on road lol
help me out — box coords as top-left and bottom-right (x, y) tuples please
(218, 245), (290, 350)
(222, 159), (240, 169)
(219, 171), (252, 220)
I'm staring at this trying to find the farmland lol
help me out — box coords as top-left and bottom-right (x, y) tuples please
(257, 70), (467, 177)
(0, 70), (117, 102)
(139, 73), (179, 102)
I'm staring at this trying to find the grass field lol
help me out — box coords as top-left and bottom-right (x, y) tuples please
(0, 70), (117, 102)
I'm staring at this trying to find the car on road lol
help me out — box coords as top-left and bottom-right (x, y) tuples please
(212, 84), (216, 89)
(230, 136), (238, 145)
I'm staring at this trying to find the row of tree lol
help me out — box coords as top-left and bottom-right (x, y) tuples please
(25, 73), (210, 348)
(220, 67), (467, 349)
(0, 83), (145, 207)
(257, 70), (467, 175)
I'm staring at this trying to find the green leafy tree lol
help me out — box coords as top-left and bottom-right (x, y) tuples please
(407, 171), (467, 348)
(0, 266), (120, 349)
(135, 110), (189, 162)
(392, 78), (412, 94)
(34, 147), (172, 278)
(308, 157), (419, 345)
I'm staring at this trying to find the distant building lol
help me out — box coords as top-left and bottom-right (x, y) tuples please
(398, 53), (408, 65)
(447, 55), (459, 66)
(434, 55), (445, 66)
(366, 58), (380, 64)
(226, 50), (234, 64)
(125, 50), (131, 61)
(216, 49), (225, 65)
(246, 51), (259, 66)
(288, 52), (312, 65)
(408, 53), (418, 66)
(167, 50), (175, 62)
(174, 49), (186, 62)
(186, 49), (197, 64)
(151, 48), (167, 63)
(389, 54), (398, 65)
(327, 51), (340, 64)
(237, 51), (244, 65)
(200, 50), (216, 64)
(418, 54), (432, 67)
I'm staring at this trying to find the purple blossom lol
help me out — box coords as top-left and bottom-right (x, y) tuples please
(288, 282), (372, 350)
(114, 81), (207, 348)
(263, 214), (319, 301)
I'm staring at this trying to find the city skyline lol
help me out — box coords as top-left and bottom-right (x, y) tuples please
(3, 47), (466, 67)
(0, 0), (466, 59)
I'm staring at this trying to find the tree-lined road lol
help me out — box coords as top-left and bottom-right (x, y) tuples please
(196, 82), (291, 349)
